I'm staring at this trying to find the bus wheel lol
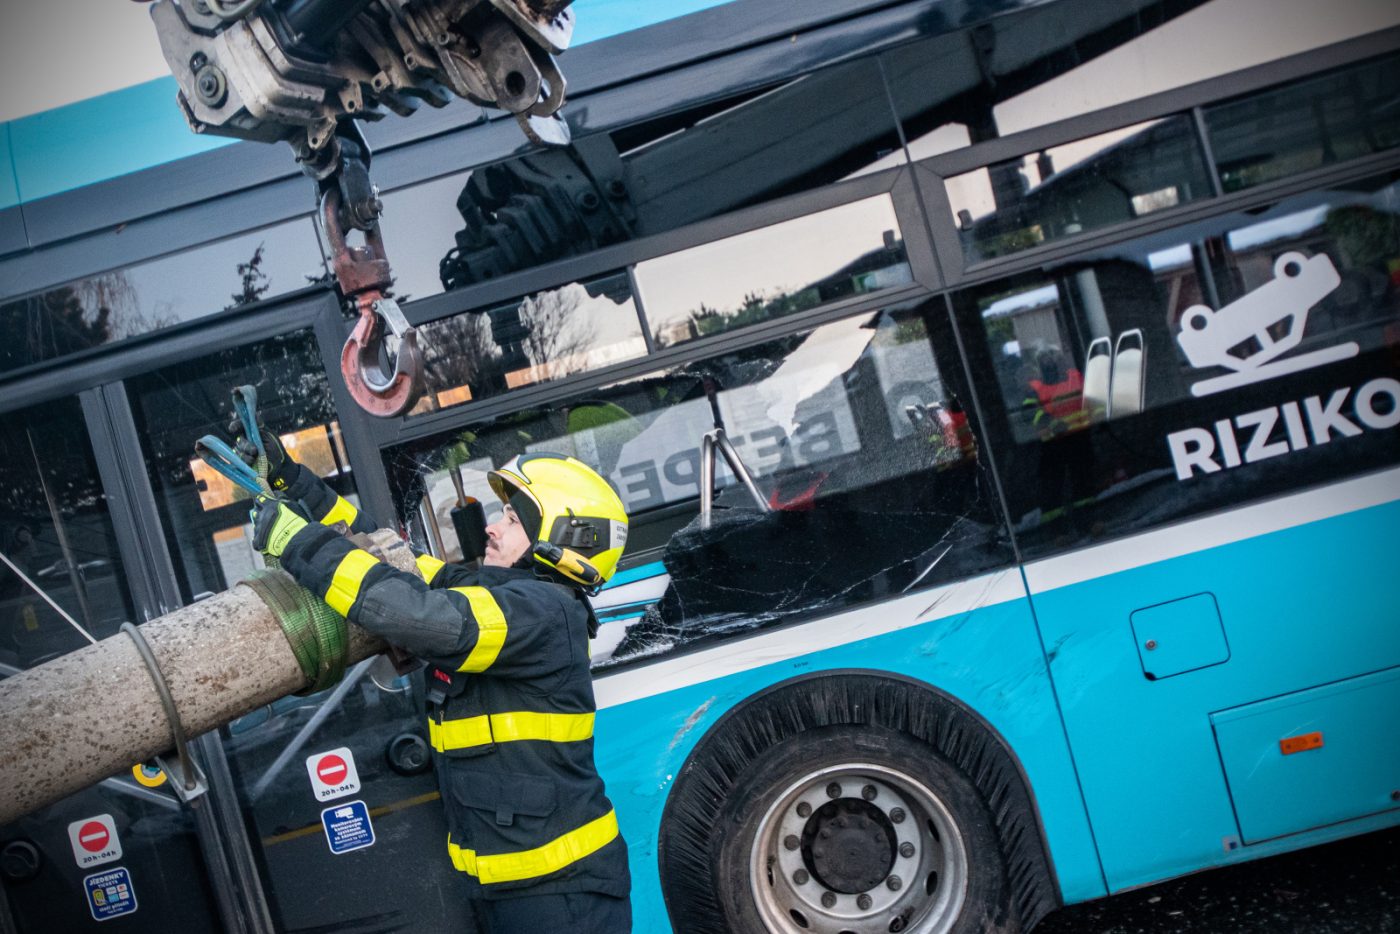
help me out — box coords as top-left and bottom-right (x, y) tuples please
(718, 728), (1011, 934)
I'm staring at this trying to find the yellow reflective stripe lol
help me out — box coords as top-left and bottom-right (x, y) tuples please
(415, 553), (446, 583)
(324, 550), (380, 617)
(427, 711), (594, 752)
(451, 587), (507, 672)
(321, 496), (359, 528)
(446, 809), (619, 884)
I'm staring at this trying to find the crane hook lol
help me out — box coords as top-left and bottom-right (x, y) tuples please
(321, 188), (425, 417)
(341, 294), (425, 417)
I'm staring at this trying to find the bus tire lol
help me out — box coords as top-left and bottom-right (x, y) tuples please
(659, 674), (1055, 934)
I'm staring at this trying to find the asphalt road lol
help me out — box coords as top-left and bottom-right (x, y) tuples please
(1035, 826), (1398, 933)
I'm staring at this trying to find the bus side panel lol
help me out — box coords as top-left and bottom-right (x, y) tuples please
(593, 575), (1106, 932)
(1028, 490), (1400, 893)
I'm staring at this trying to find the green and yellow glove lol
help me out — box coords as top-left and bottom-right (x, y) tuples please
(251, 495), (311, 558)
(229, 416), (298, 491)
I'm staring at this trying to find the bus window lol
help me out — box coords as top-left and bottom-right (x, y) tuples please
(635, 195), (913, 348)
(406, 271), (646, 419)
(956, 171), (1400, 560)
(385, 302), (1012, 667)
(946, 115), (1213, 265)
(1205, 51), (1400, 193)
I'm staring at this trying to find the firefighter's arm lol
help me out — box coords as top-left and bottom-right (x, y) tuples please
(280, 462), (379, 536)
(261, 509), (565, 675)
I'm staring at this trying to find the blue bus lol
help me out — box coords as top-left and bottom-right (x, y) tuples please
(1, 0), (1397, 931)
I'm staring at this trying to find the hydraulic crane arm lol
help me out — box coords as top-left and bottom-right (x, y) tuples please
(144, 0), (577, 416)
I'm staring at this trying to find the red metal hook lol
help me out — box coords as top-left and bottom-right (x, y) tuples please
(322, 189), (424, 417)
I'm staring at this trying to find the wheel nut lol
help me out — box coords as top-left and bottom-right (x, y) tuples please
(890, 807), (906, 823)
(857, 894), (873, 910)
(784, 834), (799, 851)
(887, 874), (903, 891)
(794, 869), (809, 885)
(826, 782), (842, 799)
(821, 891), (837, 908)
(862, 784), (877, 800)
(797, 802), (812, 818)
(900, 842), (915, 858)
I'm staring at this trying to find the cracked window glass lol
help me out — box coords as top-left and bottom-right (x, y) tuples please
(386, 303), (1012, 668)
(955, 171), (1400, 560)
(0, 217), (326, 378)
(408, 271), (646, 417)
(635, 195), (913, 349)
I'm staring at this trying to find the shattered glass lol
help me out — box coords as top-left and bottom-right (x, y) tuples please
(386, 303), (1014, 668)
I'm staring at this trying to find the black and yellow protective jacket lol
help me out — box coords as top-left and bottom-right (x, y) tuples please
(277, 486), (629, 900)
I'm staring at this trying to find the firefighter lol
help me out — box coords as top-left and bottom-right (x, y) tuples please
(246, 435), (632, 932)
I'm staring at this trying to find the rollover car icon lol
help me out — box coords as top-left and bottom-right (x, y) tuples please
(1176, 251), (1358, 396)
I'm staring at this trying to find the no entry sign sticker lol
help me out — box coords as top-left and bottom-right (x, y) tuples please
(68, 814), (122, 868)
(305, 747), (361, 801)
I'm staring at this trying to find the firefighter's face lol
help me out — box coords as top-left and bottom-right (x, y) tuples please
(484, 505), (531, 567)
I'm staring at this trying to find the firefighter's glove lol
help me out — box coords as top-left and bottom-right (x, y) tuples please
(251, 495), (311, 558)
(230, 417), (297, 491)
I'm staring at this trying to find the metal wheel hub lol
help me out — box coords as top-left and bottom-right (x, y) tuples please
(803, 797), (898, 893)
(751, 763), (969, 934)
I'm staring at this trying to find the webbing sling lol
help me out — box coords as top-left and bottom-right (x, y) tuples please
(447, 809), (619, 884)
(428, 711), (594, 752)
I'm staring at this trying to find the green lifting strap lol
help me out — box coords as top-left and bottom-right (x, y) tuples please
(240, 568), (349, 695)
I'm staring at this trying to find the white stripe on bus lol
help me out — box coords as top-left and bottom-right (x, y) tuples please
(594, 466), (1399, 711)
(595, 570), (1025, 710)
(1024, 465), (1400, 593)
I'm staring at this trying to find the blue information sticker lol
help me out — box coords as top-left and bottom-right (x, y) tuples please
(321, 799), (375, 854)
(84, 866), (138, 921)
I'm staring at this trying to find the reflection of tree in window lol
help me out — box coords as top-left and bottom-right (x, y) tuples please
(0, 272), (177, 375)
(227, 243), (271, 308)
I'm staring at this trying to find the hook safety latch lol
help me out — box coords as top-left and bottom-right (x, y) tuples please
(321, 189), (425, 417)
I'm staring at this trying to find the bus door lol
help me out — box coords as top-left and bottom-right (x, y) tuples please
(0, 392), (227, 932)
(119, 322), (476, 933)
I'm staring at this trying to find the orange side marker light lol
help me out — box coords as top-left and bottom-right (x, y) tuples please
(1279, 731), (1324, 755)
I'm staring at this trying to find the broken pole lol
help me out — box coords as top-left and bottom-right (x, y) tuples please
(0, 532), (417, 825)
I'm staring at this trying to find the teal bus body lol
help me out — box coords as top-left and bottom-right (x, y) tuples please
(591, 476), (1400, 928)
